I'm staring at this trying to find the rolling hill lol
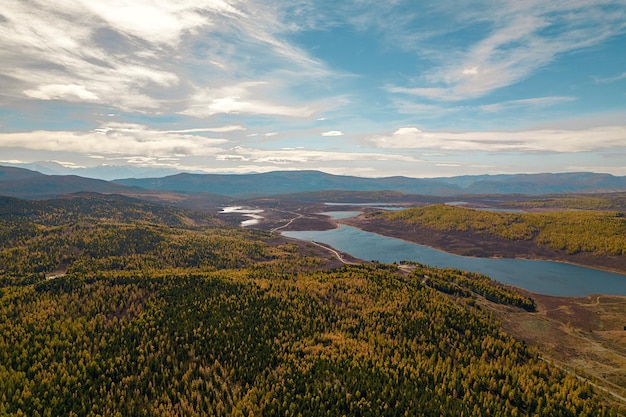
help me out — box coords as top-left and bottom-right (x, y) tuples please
(0, 166), (138, 199)
(1, 193), (622, 415)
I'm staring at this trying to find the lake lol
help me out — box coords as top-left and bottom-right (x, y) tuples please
(219, 206), (264, 227)
(324, 202), (406, 211)
(282, 225), (626, 297)
(319, 211), (362, 220)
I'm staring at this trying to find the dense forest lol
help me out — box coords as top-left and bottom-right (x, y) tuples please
(0, 194), (623, 416)
(379, 204), (626, 257)
(504, 193), (626, 211)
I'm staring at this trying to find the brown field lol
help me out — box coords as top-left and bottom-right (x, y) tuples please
(493, 292), (626, 406)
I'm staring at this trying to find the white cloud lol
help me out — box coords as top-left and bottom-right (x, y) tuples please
(51, 160), (85, 169)
(227, 146), (422, 165)
(216, 154), (249, 161)
(369, 125), (626, 153)
(462, 67), (478, 75)
(0, 123), (229, 157)
(0, 0), (333, 115)
(182, 96), (315, 118)
(164, 125), (247, 134)
(77, 0), (236, 46)
(23, 84), (100, 101)
(321, 130), (344, 136)
(181, 82), (316, 118)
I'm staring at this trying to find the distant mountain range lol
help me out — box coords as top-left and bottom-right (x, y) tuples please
(0, 166), (135, 199)
(0, 160), (183, 181)
(114, 170), (626, 197)
(2, 165), (626, 200)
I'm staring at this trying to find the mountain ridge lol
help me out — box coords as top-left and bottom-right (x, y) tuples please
(2, 165), (626, 199)
(115, 170), (626, 197)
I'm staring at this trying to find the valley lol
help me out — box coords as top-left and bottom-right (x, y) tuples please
(1, 166), (626, 415)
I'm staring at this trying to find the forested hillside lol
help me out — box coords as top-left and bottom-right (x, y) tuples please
(380, 204), (626, 257)
(0, 194), (622, 416)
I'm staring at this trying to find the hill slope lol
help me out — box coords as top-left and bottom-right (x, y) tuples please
(0, 166), (139, 199)
(0, 194), (622, 415)
(0, 166), (233, 205)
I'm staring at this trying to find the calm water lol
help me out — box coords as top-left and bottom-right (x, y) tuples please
(219, 206), (264, 227)
(283, 225), (626, 297)
(324, 202), (405, 211)
(319, 211), (362, 220)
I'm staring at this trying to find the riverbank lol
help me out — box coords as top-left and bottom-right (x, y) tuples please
(341, 214), (626, 275)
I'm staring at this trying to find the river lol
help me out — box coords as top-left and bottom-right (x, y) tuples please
(283, 225), (626, 297)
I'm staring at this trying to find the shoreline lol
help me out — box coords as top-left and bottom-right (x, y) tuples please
(339, 215), (626, 276)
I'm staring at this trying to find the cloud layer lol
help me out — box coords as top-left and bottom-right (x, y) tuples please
(1, 1), (625, 178)
(369, 126), (626, 153)
(0, 122), (231, 157)
(1, 0), (332, 116)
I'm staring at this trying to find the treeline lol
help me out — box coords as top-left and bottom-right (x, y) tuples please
(0, 194), (622, 415)
(407, 262), (536, 311)
(381, 204), (626, 256)
(505, 193), (626, 211)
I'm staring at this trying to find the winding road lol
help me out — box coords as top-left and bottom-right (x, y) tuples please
(271, 210), (358, 265)
(308, 241), (358, 265)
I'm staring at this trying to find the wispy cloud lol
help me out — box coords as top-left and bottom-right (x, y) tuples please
(164, 125), (247, 134)
(0, 0), (333, 114)
(23, 84), (100, 101)
(479, 96), (577, 113)
(384, 0), (626, 100)
(180, 82), (316, 118)
(224, 146), (421, 165)
(368, 125), (626, 153)
(389, 99), (458, 119)
(1, 1), (625, 178)
(321, 130), (344, 136)
(593, 71), (626, 84)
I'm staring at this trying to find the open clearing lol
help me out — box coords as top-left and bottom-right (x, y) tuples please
(494, 292), (626, 406)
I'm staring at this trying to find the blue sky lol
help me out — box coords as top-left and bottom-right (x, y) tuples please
(1, 0), (625, 179)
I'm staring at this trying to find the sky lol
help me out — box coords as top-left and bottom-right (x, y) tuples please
(1, 0), (626, 179)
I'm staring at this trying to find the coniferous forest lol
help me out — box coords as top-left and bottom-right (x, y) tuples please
(0, 194), (623, 416)
(380, 204), (626, 256)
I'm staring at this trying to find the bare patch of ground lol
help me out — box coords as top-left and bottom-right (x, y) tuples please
(490, 292), (626, 406)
